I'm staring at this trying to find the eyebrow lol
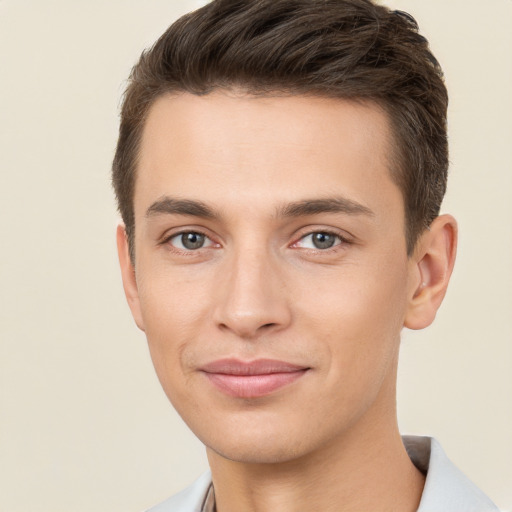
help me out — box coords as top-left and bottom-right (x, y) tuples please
(146, 197), (218, 219)
(278, 197), (374, 218)
(145, 195), (374, 220)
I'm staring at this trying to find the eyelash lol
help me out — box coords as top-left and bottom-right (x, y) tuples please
(161, 229), (350, 254)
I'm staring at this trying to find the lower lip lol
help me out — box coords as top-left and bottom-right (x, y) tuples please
(204, 370), (308, 398)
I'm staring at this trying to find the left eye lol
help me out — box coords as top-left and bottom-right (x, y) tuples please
(168, 232), (214, 250)
(295, 232), (342, 250)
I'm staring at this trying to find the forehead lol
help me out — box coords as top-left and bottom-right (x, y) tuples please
(135, 91), (401, 222)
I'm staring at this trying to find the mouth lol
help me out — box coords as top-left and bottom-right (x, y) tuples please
(199, 358), (310, 398)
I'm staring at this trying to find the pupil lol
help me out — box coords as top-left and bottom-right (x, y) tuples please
(182, 232), (204, 249)
(313, 232), (335, 249)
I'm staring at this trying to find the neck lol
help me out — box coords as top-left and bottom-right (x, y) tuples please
(207, 367), (425, 512)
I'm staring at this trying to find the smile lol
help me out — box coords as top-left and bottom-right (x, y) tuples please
(200, 359), (310, 398)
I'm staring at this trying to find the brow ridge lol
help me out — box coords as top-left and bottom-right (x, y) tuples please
(145, 195), (374, 220)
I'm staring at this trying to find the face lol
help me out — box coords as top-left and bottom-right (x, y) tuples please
(122, 91), (422, 464)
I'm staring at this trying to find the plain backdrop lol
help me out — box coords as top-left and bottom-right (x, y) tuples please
(0, 1), (511, 511)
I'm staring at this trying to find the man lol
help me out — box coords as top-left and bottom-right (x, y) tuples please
(112, 0), (499, 510)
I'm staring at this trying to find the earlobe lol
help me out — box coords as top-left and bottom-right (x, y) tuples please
(116, 224), (145, 331)
(404, 214), (458, 330)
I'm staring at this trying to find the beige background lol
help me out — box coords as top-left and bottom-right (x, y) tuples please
(0, 0), (511, 511)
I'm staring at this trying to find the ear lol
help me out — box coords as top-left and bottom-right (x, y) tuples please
(116, 224), (145, 331)
(404, 214), (458, 330)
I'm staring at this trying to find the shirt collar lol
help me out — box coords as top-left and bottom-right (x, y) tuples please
(201, 483), (215, 512)
(403, 436), (498, 512)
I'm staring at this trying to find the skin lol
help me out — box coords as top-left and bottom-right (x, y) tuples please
(117, 91), (457, 511)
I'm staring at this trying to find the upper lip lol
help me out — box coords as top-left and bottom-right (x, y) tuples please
(200, 358), (309, 375)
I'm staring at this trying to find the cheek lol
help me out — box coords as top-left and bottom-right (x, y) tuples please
(137, 256), (213, 332)
(135, 265), (211, 392)
(286, 269), (407, 434)
(297, 258), (408, 331)
(293, 258), (409, 377)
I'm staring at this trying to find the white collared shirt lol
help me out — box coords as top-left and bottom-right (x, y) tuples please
(146, 436), (499, 512)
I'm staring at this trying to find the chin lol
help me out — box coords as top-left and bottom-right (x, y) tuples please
(197, 417), (320, 465)
(207, 437), (309, 465)
(182, 406), (305, 463)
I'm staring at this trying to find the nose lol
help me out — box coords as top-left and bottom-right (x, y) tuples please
(213, 247), (292, 339)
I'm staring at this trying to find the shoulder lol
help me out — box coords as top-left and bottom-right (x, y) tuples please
(403, 436), (500, 512)
(144, 472), (212, 512)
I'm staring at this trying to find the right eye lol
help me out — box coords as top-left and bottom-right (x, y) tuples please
(168, 232), (214, 251)
(295, 231), (343, 250)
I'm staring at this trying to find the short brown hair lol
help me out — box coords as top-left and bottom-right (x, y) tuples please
(112, 0), (448, 258)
